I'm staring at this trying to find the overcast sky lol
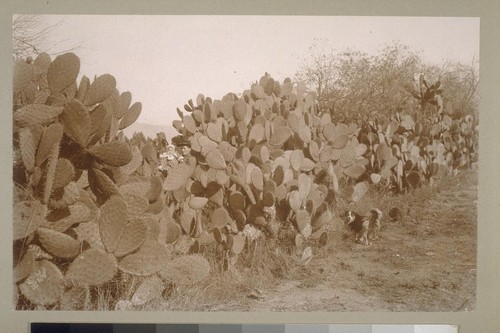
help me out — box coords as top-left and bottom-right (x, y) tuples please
(28, 15), (479, 133)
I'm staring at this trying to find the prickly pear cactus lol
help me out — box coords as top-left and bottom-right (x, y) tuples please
(159, 71), (477, 270)
(13, 51), (477, 309)
(12, 52), (158, 309)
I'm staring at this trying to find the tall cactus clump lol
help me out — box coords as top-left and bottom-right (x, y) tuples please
(360, 74), (478, 193)
(162, 73), (374, 263)
(163, 72), (478, 267)
(13, 53), (211, 310)
(12, 52), (132, 308)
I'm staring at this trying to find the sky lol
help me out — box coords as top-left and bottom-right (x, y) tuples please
(23, 15), (479, 136)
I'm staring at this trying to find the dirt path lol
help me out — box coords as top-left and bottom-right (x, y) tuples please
(231, 171), (477, 312)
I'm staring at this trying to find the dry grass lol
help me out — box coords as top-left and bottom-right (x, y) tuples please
(16, 169), (475, 311)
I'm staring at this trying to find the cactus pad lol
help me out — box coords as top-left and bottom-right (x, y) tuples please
(288, 190), (302, 212)
(60, 99), (90, 147)
(370, 173), (382, 184)
(298, 124), (312, 144)
(123, 193), (149, 218)
(319, 145), (335, 163)
(99, 196), (129, 252)
(331, 134), (349, 149)
(355, 143), (367, 157)
(119, 102), (142, 130)
(113, 218), (147, 257)
(298, 173), (312, 200)
(13, 59), (34, 94)
(406, 171), (421, 189)
(312, 209), (332, 231)
(89, 105), (106, 135)
(299, 158), (314, 172)
(272, 165), (285, 186)
(248, 123), (265, 144)
(206, 122), (222, 143)
(215, 169), (229, 186)
(344, 164), (366, 179)
(290, 149), (304, 172)
(35, 122), (63, 167)
(120, 146), (143, 176)
(120, 178), (150, 198)
(205, 149), (227, 170)
(352, 181), (369, 203)
(46, 202), (90, 233)
(376, 142), (392, 162)
(14, 104), (63, 129)
(89, 168), (121, 200)
(13, 199), (47, 241)
(14, 250), (36, 283)
(165, 221), (182, 244)
(47, 52), (80, 93)
(52, 158), (75, 190)
(83, 74), (117, 106)
(142, 215), (160, 241)
(37, 227), (81, 259)
(295, 210), (310, 232)
(19, 259), (64, 306)
(88, 141), (133, 167)
(250, 167), (264, 191)
(232, 209), (246, 230)
(218, 141), (236, 162)
(189, 196), (209, 210)
(118, 91), (132, 117)
(19, 127), (39, 173)
(163, 161), (196, 191)
(322, 122), (335, 140)
(233, 98), (247, 120)
(118, 240), (170, 276)
(305, 142), (319, 163)
(183, 115), (197, 134)
(269, 126), (292, 146)
(65, 248), (118, 286)
(231, 235), (245, 255)
(339, 142), (357, 167)
(211, 207), (232, 229)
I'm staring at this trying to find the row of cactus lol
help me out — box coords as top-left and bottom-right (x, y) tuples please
(13, 53), (211, 310)
(12, 52), (477, 309)
(156, 71), (477, 267)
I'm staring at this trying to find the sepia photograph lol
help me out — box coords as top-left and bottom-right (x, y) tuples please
(11, 14), (479, 313)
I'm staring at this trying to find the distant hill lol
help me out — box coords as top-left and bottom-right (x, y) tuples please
(121, 122), (179, 141)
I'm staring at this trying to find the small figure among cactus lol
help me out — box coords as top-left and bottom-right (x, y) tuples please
(172, 136), (192, 162)
(157, 144), (183, 175)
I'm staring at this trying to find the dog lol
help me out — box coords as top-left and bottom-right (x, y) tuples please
(342, 208), (383, 245)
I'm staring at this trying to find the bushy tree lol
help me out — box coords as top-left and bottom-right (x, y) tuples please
(296, 42), (479, 124)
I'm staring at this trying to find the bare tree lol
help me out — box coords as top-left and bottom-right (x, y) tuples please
(12, 15), (82, 60)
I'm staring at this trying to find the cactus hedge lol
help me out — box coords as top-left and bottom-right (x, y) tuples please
(162, 72), (478, 263)
(12, 53), (478, 310)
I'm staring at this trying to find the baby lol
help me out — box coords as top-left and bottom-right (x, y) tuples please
(158, 144), (183, 173)
(161, 145), (180, 161)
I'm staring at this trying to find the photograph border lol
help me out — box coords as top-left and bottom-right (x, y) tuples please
(1, 1), (498, 332)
